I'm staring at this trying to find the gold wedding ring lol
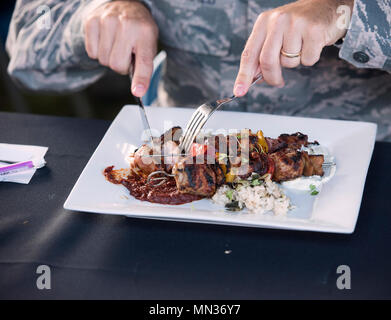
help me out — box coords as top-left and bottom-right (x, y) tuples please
(281, 49), (301, 58)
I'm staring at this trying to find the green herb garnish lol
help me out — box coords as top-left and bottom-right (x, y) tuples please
(226, 189), (234, 201)
(309, 184), (319, 196)
(251, 179), (262, 186)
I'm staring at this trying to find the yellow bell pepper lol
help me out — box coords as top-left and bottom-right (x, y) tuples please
(220, 163), (227, 175)
(225, 170), (236, 183)
(256, 130), (268, 153)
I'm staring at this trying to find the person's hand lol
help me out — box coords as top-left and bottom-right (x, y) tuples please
(84, 0), (158, 97)
(234, 0), (354, 96)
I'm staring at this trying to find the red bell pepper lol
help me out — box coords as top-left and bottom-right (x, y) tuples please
(191, 143), (208, 157)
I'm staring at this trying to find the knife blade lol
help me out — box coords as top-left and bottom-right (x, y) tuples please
(129, 56), (153, 144)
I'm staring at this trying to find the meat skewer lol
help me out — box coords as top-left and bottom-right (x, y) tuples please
(130, 128), (328, 198)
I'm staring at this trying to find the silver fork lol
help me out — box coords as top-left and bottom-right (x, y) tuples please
(179, 74), (263, 154)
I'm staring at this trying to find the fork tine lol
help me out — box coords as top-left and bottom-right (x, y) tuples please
(183, 110), (200, 134)
(179, 112), (198, 151)
(180, 111), (204, 152)
(183, 111), (203, 140)
(183, 113), (204, 148)
(185, 112), (211, 153)
(183, 116), (208, 154)
(179, 75), (263, 154)
(182, 113), (206, 153)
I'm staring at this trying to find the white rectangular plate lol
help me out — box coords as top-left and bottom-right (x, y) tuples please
(64, 105), (377, 234)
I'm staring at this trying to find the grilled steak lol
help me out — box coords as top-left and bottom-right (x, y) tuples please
(309, 155), (324, 176)
(265, 137), (288, 153)
(237, 151), (272, 179)
(303, 153), (324, 177)
(278, 132), (308, 150)
(173, 157), (224, 197)
(269, 148), (305, 182)
(212, 163), (226, 187)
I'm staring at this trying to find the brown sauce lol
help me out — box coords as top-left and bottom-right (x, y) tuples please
(104, 166), (203, 205)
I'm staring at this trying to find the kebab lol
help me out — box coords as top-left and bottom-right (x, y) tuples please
(114, 128), (325, 199)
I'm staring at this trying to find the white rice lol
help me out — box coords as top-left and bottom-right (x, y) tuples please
(212, 175), (290, 215)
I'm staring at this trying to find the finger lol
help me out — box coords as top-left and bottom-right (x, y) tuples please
(301, 27), (324, 66)
(108, 20), (134, 74)
(259, 19), (285, 87)
(84, 16), (100, 59)
(131, 39), (156, 97)
(97, 14), (118, 66)
(234, 16), (267, 97)
(254, 65), (264, 84)
(280, 29), (302, 69)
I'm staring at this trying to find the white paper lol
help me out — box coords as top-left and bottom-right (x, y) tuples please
(0, 143), (48, 184)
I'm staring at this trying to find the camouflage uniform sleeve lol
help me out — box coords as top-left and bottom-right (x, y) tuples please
(6, 0), (111, 92)
(339, 0), (391, 71)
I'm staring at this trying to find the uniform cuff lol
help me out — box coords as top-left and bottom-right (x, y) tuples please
(339, 0), (391, 70)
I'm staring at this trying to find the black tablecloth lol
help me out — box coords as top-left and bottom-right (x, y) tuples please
(0, 111), (390, 299)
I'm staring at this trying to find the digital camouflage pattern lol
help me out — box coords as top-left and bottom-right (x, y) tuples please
(6, 0), (391, 141)
(6, 0), (109, 92)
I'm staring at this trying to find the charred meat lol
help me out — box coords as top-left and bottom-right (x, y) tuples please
(266, 132), (324, 181)
(278, 132), (308, 150)
(303, 153), (324, 177)
(132, 144), (160, 175)
(108, 127), (328, 204)
(172, 156), (225, 197)
(265, 137), (287, 153)
(160, 126), (182, 144)
(236, 151), (274, 180)
(269, 149), (324, 182)
(269, 148), (305, 182)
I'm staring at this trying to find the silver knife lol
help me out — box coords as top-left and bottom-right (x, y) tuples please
(129, 56), (153, 144)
